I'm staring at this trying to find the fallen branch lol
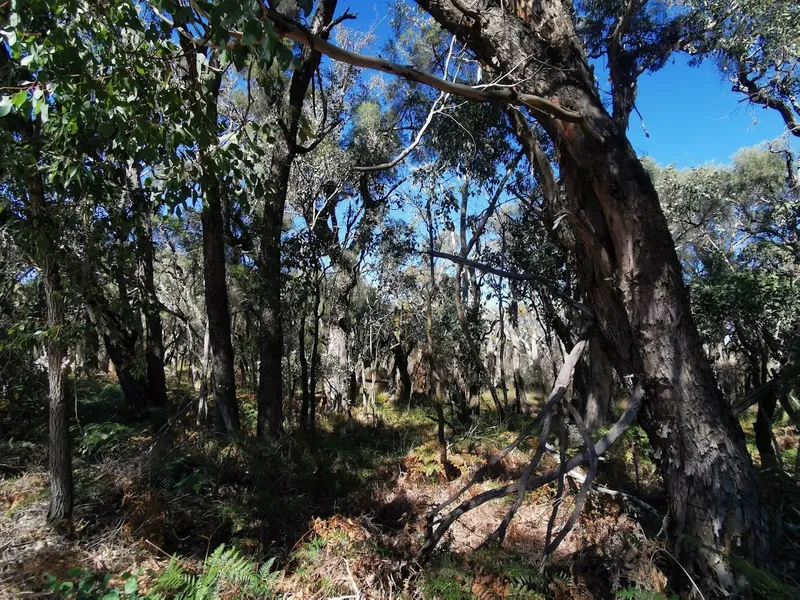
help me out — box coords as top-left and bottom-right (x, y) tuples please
(417, 380), (645, 560)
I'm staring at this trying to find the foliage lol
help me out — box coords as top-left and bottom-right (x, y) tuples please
(44, 568), (141, 600)
(78, 422), (135, 458)
(150, 544), (278, 600)
(616, 589), (678, 600)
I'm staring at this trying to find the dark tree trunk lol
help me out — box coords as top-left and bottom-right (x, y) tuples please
(200, 169), (240, 434)
(28, 174), (73, 525)
(416, 0), (766, 589)
(256, 0), (337, 437)
(256, 145), (289, 437)
(184, 45), (240, 434)
(83, 314), (99, 372)
(391, 341), (412, 406)
(584, 334), (614, 430)
(135, 172), (168, 408)
(754, 389), (779, 471)
(309, 283), (321, 432)
(100, 329), (148, 413)
(299, 310), (310, 427)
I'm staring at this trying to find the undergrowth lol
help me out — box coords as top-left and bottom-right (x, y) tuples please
(6, 375), (800, 598)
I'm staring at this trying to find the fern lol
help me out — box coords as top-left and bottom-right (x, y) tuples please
(616, 588), (677, 600)
(150, 544), (279, 600)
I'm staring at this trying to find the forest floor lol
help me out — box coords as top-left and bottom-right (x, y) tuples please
(1, 376), (800, 599)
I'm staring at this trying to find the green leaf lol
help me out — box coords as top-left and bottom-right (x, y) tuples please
(101, 590), (120, 600)
(12, 90), (27, 107)
(242, 20), (263, 46)
(124, 576), (138, 594)
(99, 122), (116, 137)
(0, 96), (11, 117)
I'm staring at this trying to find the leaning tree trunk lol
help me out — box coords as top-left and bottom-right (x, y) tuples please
(28, 173), (73, 526)
(416, 0), (766, 590)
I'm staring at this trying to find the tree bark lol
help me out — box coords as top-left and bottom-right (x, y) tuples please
(134, 169), (168, 408)
(83, 313), (99, 372)
(185, 45), (240, 434)
(28, 173), (73, 525)
(584, 334), (614, 431)
(299, 309), (310, 427)
(416, 0), (766, 590)
(391, 339), (412, 406)
(256, 0), (338, 438)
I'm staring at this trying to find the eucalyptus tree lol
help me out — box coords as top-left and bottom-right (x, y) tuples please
(652, 147), (800, 470)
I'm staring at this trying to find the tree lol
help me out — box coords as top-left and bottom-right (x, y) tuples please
(411, 0), (766, 590)
(652, 147), (800, 471)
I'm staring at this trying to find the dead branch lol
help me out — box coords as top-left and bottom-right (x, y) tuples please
(417, 379), (645, 560)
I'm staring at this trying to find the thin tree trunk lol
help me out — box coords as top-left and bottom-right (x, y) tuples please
(309, 281), (321, 432)
(497, 279), (510, 413)
(198, 323), (211, 424)
(184, 45), (240, 434)
(456, 179), (505, 420)
(28, 173), (73, 525)
(509, 299), (527, 413)
(299, 309), (310, 427)
(83, 314), (99, 373)
(134, 169), (168, 408)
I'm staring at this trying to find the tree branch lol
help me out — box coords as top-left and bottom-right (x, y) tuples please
(417, 379), (646, 560)
(149, 2), (586, 124)
(427, 250), (593, 316)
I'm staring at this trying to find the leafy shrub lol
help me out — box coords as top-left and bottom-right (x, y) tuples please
(78, 422), (134, 457)
(44, 568), (140, 599)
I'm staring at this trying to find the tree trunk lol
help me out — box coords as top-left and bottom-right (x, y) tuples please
(136, 173), (168, 408)
(185, 45), (240, 434)
(299, 309), (310, 427)
(584, 334), (614, 431)
(309, 283), (321, 432)
(391, 340), (412, 406)
(416, 0), (766, 589)
(198, 323), (211, 424)
(754, 387), (779, 472)
(256, 143), (288, 437)
(28, 174), (73, 525)
(509, 299), (527, 413)
(256, 0), (337, 438)
(324, 321), (350, 412)
(83, 314), (99, 373)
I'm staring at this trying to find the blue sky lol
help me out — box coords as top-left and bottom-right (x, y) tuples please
(340, 1), (796, 169)
(625, 54), (793, 168)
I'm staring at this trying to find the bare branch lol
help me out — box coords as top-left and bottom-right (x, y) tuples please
(417, 379), (645, 560)
(427, 250), (593, 316)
